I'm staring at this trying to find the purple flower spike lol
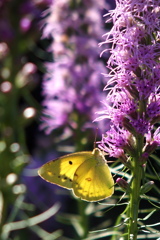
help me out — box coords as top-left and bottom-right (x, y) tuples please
(97, 1), (160, 238)
(97, 0), (160, 158)
(41, 0), (111, 135)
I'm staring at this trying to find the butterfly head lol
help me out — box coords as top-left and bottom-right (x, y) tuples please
(92, 148), (106, 165)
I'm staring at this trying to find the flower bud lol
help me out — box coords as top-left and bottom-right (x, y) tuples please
(144, 142), (158, 155)
(140, 181), (154, 195)
(119, 154), (132, 169)
(125, 85), (139, 99)
(122, 118), (135, 134)
(116, 178), (130, 192)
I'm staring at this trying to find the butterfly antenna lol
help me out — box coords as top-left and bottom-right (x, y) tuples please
(93, 128), (98, 149)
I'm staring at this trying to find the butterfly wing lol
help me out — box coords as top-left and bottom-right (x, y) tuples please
(72, 149), (114, 201)
(38, 151), (93, 189)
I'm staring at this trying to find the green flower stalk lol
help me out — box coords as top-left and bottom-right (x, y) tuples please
(97, 0), (160, 239)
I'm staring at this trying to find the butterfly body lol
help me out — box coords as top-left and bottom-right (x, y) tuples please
(38, 148), (114, 202)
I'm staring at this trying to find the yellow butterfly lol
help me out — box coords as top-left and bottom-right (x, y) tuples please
(38, 148), (114, 202)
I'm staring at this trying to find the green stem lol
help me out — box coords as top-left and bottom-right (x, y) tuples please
(128, 161), (142, 239)
(127, 135), (143, 239)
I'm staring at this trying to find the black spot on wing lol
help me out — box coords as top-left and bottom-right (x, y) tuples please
(69, 161), (73, 165)
(57, 175), (72, 182)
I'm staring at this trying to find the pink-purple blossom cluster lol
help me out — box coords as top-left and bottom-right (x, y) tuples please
(41, 0), (111, 135)
(98, 0), (160, 159)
